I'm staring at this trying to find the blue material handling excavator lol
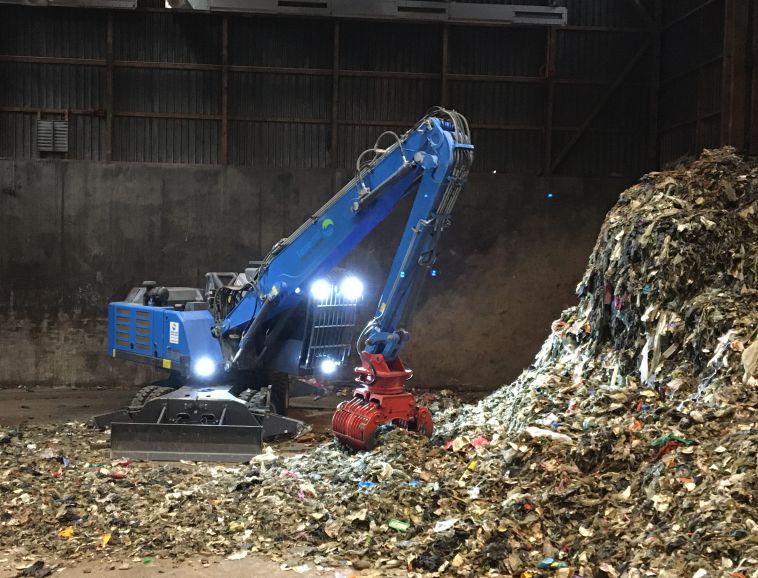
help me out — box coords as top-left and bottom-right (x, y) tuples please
(100, 107), (473, 460)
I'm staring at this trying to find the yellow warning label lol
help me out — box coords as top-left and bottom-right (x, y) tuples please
(162, 359), (172, 369)
(380, 302), (386, 313)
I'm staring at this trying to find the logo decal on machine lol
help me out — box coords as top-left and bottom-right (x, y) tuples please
(297, 218), (336, 259)
(169, 321), (179, 345)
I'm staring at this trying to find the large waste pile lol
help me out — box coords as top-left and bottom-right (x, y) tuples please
(1, 148), (757, 577)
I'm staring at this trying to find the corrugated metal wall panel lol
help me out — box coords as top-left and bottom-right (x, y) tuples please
(699, 116), (721, 151)
(0, 63), (10, 107)
(338, 77), (439, 123)
(662, 0), (703, 26)
(0, 5), (668, 177)
(471, 128), (543, 173)
(697, 61), (722, 118)
(555, 30), (647, 81)
(229, 121), (328, 168)
(661, 16), (700, 76)
(0, 6), (106, 59)
(659, 125), (696, 165)
(113, 117), (219, 163)
(340, 21), (441, 73)
(592, 84), (650, 130)
(229, 17), (332, 68)
(1, 63), (104, 109)
(553, 83), (649, 131)
(448, 26), (545, 76)
(564, 0), (649, 28)
(113, 12), (221, 63)
(552, 130), (647, 176)
(68, 115), (104, 161)
(0, 112), (35, 158)
(661, 2), (723, 78)
(552, 84), (602, 127)
(447, 80), (544, 125)
(659, 77), (698, 131)
(114, 69), (220, 115)
(698, 0), (724, 60)
(230, 73), (330, 119)
(658, 0), (724, 164)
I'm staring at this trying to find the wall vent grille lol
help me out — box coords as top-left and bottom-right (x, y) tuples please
(36, 119), (68, 153)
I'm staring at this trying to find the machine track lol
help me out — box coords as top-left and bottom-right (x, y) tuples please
(235, 371), (290, 415)
(236, 387), (275, 414)
(128, 385), (174, 413)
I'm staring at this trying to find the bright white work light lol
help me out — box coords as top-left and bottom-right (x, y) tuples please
(310, 279), (331, 301)
(193, 356), (216, 378)
(340, 276), (364, 301)
(320, 359), (338, 374)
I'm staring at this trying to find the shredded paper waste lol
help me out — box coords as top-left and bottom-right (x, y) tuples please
(1, 148), (757, 577)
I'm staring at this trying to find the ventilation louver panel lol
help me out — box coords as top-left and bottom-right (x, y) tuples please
(36, 120), (54, 152)
(53, 121), (68, 152)
(36, 119), (68, 153)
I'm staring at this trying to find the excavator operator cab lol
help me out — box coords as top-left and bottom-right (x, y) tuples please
(124, 281), (205, 310)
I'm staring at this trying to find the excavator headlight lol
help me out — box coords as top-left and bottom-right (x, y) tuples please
(193, 356), (216, 378)
(340, 276), (363, 301)
(320, 359), (338, 374)
(310, 279), (331, 301)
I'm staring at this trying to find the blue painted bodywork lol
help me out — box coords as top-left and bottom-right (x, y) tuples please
(108, 111), (473, 377)
(108, 302), (223, 374)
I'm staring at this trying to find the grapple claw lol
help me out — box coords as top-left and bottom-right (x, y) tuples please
(332, 398), (380, 450)
(331, 353), (433, 451)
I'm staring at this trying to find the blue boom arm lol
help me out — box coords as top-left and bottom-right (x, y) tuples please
(220, 108), (473, 371)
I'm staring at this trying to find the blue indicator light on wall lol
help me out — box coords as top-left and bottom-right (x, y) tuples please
(547, 192), (555, 199)
(431, 269), (438, 277)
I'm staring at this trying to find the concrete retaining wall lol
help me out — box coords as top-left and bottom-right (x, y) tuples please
(0, 159), (630, 390)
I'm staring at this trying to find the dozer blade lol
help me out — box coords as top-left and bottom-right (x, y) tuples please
(256, 411), (308, 439)
(105, 385), (305, 462)
(111, 422), (262, 462)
